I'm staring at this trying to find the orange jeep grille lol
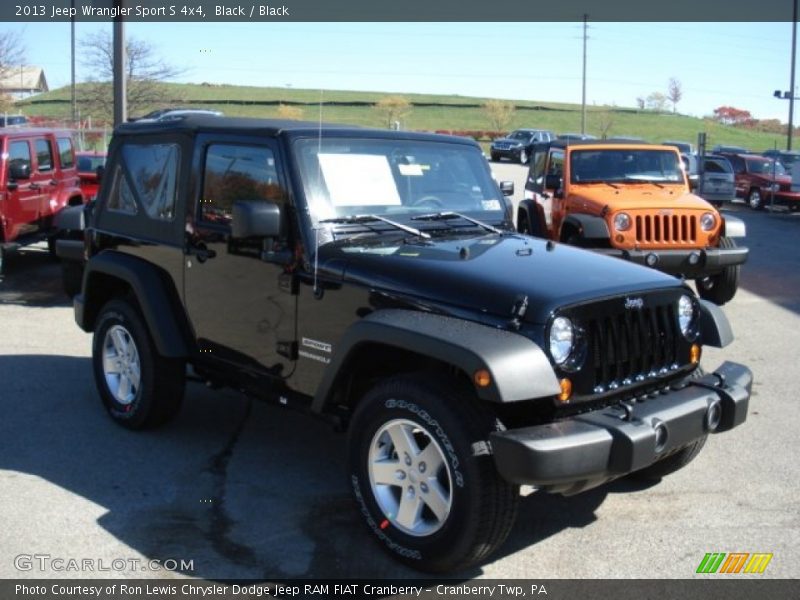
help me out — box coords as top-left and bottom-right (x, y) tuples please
(634, 214), (697, 244)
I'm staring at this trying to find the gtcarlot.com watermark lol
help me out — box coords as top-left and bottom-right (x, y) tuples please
(14, 554), (194, 573)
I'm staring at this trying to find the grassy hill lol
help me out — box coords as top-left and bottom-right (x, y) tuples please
(16, 82), (790, 152)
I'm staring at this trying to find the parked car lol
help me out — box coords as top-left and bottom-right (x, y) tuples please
(76, 151), (107, 201)
(0, 127), (84, 275)
(0, 115), (28, 127)
(520, 140), (748, 305)
(711, 144), (748, 154)
(133, 107), (223, 122)
(697, 155), (736, 206)
(63, 116), (751, 573)
(558, 132), (598, 142)
(718, 152), (800, 210)
(663, 140), (694, 154)
(490, 128), (555, 164)
(762, 149), (800, 174)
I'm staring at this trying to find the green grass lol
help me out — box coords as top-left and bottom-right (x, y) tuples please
(16, 82), (790, 152)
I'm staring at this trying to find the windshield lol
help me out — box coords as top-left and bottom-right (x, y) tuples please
(507, 130), (532, 141)
(569, 149), (684, 183)
(293, 137), (507, 226)
(747, 158), (787, 176)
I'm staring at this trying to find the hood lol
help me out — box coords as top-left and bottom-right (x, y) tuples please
(572, 184), (713, 212)
(317, 232), (682, 324)
(492, 137), (525, 146)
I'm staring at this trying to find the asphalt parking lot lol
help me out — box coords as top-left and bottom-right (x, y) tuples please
(0, 172), (798, 580)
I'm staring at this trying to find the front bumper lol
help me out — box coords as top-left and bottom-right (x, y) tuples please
(491, 146), (523, 160)
(490, 362), (751, 494)
(596, 244), (748, 278)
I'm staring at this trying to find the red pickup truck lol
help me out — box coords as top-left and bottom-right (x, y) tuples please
(0, 128), (84, 275)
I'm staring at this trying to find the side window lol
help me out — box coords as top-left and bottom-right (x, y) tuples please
(120, 143), (180, 221)
(8, 140), (31, 176)
(547, 151), (565, 183)
(57, 137), (75, 168)
(105, 164), (138, 215)
(201, 144), (286, 226)
(731, 156), (745, 174)
(34, 139), (54, 171)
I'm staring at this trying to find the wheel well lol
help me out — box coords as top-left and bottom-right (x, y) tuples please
(67, 196), (83, 207)
(328, 343), (473, 425)
(560, 222), (579, 242)
(83, 273), (134, 331)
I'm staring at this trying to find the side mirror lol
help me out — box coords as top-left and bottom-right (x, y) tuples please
(95, 164), (105, 183)
(9, 161), (31, 180)
(545, 174), (562, 190)
(499, 180), (514, 196)
(231, 200), (282, 239)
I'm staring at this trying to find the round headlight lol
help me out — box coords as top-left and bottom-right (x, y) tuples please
(678, 295), (695, 336)
(549, 317), (575, 365)
(614, 212), (631, 232)
(700, 212), (716, 231)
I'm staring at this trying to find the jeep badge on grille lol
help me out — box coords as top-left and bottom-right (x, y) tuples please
(625, 297), (645, 310)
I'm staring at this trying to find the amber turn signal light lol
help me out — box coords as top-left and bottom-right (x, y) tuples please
(474, 369), (492, 388)
(558, 378), (572, 403)
(690, 344), (701, 364)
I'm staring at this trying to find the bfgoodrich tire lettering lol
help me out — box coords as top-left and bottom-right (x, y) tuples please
(92, 299), (185, 429)
(347, 374), (518, 573)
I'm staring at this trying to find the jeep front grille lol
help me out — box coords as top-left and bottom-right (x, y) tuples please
(634, 214), (697, 244)
(588, 302), (680, 393)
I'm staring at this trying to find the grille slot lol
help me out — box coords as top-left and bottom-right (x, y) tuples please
(634, 214), (698, 244)
(591, 303), (679, 390)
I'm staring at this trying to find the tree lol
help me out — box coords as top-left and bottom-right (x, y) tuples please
(373, 95), (411, 128)
(635, 96), (645, 110)
(667, 78), (682, 113)
(595, 108), (614, 139)
(482, 99), (515, 133)
(276, 104), (303, 120)
(645, 92), (668, 112)
(0, 31), (26, 113)
(712, 106), (753, 126)
(78, 30), (185, 121)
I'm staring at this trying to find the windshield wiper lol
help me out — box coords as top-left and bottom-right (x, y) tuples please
(320, 214), (430, 239)
(577, 179), (620, 189)
(620, 177), (666, 188)
(410, 211), (505, 234)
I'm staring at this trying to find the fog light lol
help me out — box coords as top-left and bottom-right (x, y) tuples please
(653, 421), (669, 453)
(646, 253), (658, 267)
(558, 378), (572, 403)
(690, 344), (702, 364)
(688, 252), (700, 265)
(474, 369), (492, 388)
(705, 400), (722, 432)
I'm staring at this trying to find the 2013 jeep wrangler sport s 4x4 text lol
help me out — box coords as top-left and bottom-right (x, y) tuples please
(71, 116), (752, 573)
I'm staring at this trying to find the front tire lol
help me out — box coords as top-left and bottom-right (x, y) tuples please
(696, 237), (740, 305)
(347, 374), (518, 573)
(92, 299), (185, 429)
(748, 188), (765, 210)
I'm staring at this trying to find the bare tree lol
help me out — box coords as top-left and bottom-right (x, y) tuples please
(667, 78), (683, 113)
(0, 31), (26, 113)
(635, 96), (645, 110)
(482, 99), (515, 133)
(373, 96), (411, 128)
(78, 30), (185, 121)
(595, 109), (614, 139)
(645, 92), (668, 112)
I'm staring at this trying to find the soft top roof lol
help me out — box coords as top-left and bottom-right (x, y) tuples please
(113, 115), (478, 146)
(531, 139), (666, 153)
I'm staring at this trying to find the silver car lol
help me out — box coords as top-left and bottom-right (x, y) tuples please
(698, 155), (736, 206)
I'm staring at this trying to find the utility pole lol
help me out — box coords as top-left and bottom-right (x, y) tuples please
(789, 0), (797, 150)
(70, 0), (75, 125)
(113, 1), (126, 127)
(581, 14), (588, 135)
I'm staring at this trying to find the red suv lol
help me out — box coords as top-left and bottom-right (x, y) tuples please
(722, 152), (800, 211)
(0, 128), (84, 274)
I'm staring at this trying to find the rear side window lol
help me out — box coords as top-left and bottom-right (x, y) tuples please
(120, 143), (180, 221)
(106, 164), (138, 215)
(8, 140), (31, 175)
(57, 138), (75, 168)
(35, 139), (53, 171)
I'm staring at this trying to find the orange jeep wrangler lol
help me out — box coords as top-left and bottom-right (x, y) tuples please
(517, 140), (748, 305)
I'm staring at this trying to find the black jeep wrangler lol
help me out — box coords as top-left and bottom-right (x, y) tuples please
(71, 116), (752, 573)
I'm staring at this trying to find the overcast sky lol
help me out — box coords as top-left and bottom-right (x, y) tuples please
(3, 21), (795, 122)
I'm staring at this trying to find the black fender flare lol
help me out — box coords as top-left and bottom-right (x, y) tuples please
(52, 204), (85, 232)
(561, 214), (610, 241)
(698, 298), (734, 348)
(516, 199), (548, 238)
(311, 309), (561, 412)
(78, 251), (193, 357)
